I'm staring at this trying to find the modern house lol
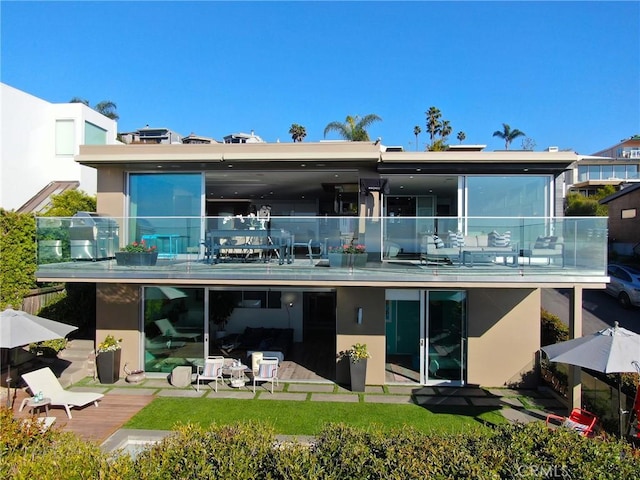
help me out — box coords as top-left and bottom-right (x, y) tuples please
(35, 141), (608, 395)
(599, 182), (640, 257)
(119, 126), (183, 145)
(0, 83), (118, 212)
(564, 135), (640, 198)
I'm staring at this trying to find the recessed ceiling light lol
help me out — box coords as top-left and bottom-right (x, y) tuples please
(300, 164), (306, 167)
(400, 185), (404, 189)
(416, 168), (421, 172)
(228, 164), (233, 168)
(409, 176), (414, 179)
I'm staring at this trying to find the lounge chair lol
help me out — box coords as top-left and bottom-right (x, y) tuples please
(252, 357), (279, 394)
(21, 367), (104, 419)
(195, 356), (225, 392)
(546, 408), (598, 437)
(154, 318), (201, 341)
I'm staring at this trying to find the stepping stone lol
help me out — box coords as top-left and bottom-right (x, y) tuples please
(364, 386), (385, 394)
(157, 389), (204, 398)
(207, 391), (255, 399)
(257, 392), (307, 401)
(436, 387), (487, 397)
(364, 395), (414, 404)
(386, 386), (419, 395)
(501, 407), (543, 424)
(287, 384), (335, 393)
(412, 386), (438, 396)
(468, 397), (505, 407)
(311, 394), (359, 403)
(415, 395), (469, 406)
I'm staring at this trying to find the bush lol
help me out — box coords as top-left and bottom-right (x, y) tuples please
(541, 308), (568, 346)
(2, 412), (639, 479)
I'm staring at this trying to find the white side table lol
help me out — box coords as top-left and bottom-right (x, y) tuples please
(19, 397), (51, 416)
(229, 364), (249, 388)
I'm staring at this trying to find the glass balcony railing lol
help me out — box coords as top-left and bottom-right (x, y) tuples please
(35, 215), (608, 280)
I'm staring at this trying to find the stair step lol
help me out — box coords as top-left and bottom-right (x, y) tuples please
(59, 364), (90, 387)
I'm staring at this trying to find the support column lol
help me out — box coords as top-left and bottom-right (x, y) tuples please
(568, 286), (583, 410)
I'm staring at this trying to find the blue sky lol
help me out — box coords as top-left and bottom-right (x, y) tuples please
(2, 1), (638, 154)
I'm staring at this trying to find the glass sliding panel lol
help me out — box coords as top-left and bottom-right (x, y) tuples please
(128, 173), (203, 255)
(385, 290), (421, 383)
(143, 286), (205, 373)
(427, 290), (466, 383)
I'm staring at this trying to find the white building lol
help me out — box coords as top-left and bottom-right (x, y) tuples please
(0, 83), (118, 212)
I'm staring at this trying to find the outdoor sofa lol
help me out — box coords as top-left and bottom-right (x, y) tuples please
(219, 327), (294, 360)
(420, 231), (516, 266)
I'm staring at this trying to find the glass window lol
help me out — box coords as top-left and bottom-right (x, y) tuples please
(601, 165), (614, 179)
(577, 165), (588, 182)
(55, 119), (75, 155)
(613, 165), (626, 179)
(587, 165), (601, 180)
(627, 165), (639, 179)
(84, 121), (107, 145)
(128, 173), (203, 253)
(466, 176), (548, 217)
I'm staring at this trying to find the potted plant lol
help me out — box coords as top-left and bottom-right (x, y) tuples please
(96, 334), (122, 384)
(328, 241), (367, 268)
(343, 343), (370, 392)
(115, 240), (158, 266)
(209, 291), (236, 339)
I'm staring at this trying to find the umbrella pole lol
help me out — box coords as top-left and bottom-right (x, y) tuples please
(618, 374), (626, 439)
(5, 363), (11, 409)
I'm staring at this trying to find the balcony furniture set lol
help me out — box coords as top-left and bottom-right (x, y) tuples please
(545, 408), (598, 437)
(421, 231), (565, 267)
(195, 354), (279, 393)
(205, 229), (293, 265)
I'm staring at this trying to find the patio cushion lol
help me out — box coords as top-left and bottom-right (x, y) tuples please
(489, 231), (511, 247)
(257, 363), (277, 378)
(433, 235), (445, 249)
(448, 231), (465, 248)
(202, 362), (222, 377)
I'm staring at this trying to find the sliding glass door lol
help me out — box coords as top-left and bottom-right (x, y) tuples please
(426, 291), (466, 384)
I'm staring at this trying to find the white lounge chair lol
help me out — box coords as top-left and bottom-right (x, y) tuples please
(21, 367), (104, 419)
(252, 357), (279, 394)
(154, 318), (201, 341)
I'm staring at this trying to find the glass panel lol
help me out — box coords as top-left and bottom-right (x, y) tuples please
(385, 299), (420, 382)
(613, 165), (626, 179)
(84, 121), (107, 145)
(577, 165), (588, 182)
(601, 165), (614, 179)
(55, 119), (75, 155)
(128, 173), (203, 255)
(466, 176), (548, 218)
(143, 287), (204, 373)
(427, 290), (466, 382)
(627, 165), (639, 179)
(587, 165), (601, 180)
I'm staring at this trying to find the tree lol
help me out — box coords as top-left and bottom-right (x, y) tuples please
(425, 106), (442, 144)
(492, 123), (525, 150)
(521, 137), (536, 151)
(323, 114), (382, 141)
(43, 190), (96, 217)
(288, 124), (307, 142)
(440, 120), (452, 143)
(456, 131), (466, 144)
(565, 186), (614, 216)
(413, 125), (421, 151)
(70, 98), (119, 121)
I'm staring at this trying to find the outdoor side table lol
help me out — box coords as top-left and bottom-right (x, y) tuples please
(19, 396), (51, 416)
(170, 366), (193, 387)
(229, 364), (249, 388)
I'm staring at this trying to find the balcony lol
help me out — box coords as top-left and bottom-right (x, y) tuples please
(35, 216), (609, 285)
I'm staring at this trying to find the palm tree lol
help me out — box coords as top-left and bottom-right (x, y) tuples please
(413, 125), (421, 151)
(456, 131), (466, 144)
(323, 114), (382, 141)
(425, 106), (442, 144)
(440, 120), (452, 143)
(289, 124), (307, 142)
(69, 98), (119, 121)
(492, 123), (525, 150)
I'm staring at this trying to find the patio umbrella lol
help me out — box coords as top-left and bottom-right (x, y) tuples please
(541, 322), (640, 437)
(0, 308), (78, 407)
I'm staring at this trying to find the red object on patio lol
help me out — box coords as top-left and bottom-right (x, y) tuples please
(546, 408), (598, 437)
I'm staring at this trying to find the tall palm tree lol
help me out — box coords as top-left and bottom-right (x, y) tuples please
(492, 123), (525, 150)
(413, 125), (421, 151)
(69, 98), (119, 121)
(289, 124), (307, 142)
(425, 106), (442, 144)
(440, 120), (452, 142)
(323, 114), (382, 141)
(456, 131), (466, 144)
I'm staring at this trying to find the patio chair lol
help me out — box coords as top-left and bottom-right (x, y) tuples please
(154, 318), (201, 341)
(545, 408), (598, 437)
(252, 357), (279, 394)
(21, 367), (104, 419)
(195, 356), (225, 392)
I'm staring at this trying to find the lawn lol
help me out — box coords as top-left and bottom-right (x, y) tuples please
(125, 397), (506, 435)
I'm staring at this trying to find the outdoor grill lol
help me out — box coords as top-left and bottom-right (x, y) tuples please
(69, 212), (119, 260)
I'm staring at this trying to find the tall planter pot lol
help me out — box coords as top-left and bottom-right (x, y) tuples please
(328, 253), (367, 268)
(115, 251), (158, 266)
(97, 349), (121, 384)
(349, 359), (367, 392)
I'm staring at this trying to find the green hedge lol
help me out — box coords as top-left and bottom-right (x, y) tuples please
(2, 410), (639, 479)
(0, 210), (36, 309)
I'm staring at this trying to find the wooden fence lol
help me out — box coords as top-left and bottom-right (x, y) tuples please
(20, 285), (65, 314)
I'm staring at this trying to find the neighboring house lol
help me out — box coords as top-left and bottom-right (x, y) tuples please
(182, 132), (218, 144)
(35, 141), (607, 394)
(119, 125), (183, 144)
(599, 182), (640, 257)
(564, 135), (640, 198)
(0, 83), (118, 212)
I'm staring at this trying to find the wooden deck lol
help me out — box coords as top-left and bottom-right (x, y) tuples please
(10, 388), (153, 444)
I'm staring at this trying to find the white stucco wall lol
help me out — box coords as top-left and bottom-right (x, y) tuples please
(0, 83), (118, 211)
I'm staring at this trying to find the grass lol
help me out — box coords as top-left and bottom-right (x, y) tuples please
(125, 397), (507, 435)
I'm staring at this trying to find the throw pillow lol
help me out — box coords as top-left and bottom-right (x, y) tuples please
(534, 236), (551, 249)
(448, 231), (465, 248)
(433, 234), (444, 249)
(202, 362), (221, 377)
(489, 231), (511, 247)
(258, 363), (277, 378)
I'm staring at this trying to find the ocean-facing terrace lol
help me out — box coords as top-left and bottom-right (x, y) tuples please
(35, 215), (609, 284)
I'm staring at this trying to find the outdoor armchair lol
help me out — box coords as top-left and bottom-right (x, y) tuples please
(545, 407), (598, 437)
(195, 356), (225, 392)
(252, 357), (279, 394)
(21, 367), (104, 419)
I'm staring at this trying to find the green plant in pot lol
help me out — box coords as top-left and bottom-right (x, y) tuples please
(96, 334), (122, 384)
(340, 343), (370, 392)
(209, 291), (236, 338)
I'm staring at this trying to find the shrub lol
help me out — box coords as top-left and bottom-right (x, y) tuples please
(541, 308), (568, 346)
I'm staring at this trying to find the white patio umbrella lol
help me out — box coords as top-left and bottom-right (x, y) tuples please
(541, 322), (640, 437)
(0, 308), (78, 407)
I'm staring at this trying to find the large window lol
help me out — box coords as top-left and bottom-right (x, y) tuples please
(128, 173), (203, 254)
(84, 121), (107, 145)
(466, 176), (548, 217)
